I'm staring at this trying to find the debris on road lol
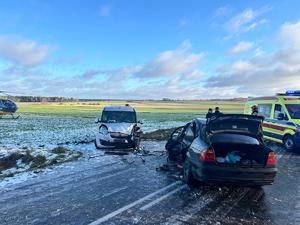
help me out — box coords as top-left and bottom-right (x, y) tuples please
(141, 128), (175, 140)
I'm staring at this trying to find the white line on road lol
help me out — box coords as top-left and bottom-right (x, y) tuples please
(163, 190), (217, 225)
(140, 185), (185, 210)
(216, 188), (250, 219)
(88, 181), (182, 225)
(102, 186), (128, 198)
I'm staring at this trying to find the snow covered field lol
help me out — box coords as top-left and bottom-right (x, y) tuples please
(0, 113), (193, 178)
(0, 113), (194, 154)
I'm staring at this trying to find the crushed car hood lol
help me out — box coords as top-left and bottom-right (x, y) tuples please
(103, 123), (135, 135)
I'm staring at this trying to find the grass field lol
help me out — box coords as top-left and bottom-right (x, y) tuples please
(18, 100), (245, 117)
(0, 100), (246, 152)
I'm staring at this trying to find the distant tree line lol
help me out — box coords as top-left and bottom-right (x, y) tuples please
(6, 96), (247, 102)
(10, 96), (78, 102)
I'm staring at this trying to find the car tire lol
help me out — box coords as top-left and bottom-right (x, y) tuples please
(283, 135), (295, 151)
(183, 159), (197, 186)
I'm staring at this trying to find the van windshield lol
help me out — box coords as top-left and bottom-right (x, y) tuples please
(101, 111), (137, 123)
(286, 104), (300, 119)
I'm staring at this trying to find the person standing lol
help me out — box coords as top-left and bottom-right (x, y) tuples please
(251, 105), (259, 116)
(206, 108), (213, 119)
(213, 107), (222, 117)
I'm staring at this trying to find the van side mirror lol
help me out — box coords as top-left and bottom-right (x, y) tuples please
(277, 113), (285, 120)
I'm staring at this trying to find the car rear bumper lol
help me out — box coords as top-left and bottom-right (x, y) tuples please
(191, 163), (277, 186)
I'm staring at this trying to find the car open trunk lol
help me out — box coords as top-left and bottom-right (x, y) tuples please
(209, 133), (270, 167)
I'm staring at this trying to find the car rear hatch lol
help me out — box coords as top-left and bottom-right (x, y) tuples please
(207, 114), (272, 168)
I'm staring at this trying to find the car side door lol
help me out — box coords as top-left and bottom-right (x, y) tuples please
(182, 122), (196, 149)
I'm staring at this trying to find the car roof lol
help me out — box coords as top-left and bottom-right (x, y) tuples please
(103, 105), (135, 112)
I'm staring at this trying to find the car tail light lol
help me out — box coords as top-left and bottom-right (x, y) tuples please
(267, 152), (276, 166)
(200, 148), (216, 163)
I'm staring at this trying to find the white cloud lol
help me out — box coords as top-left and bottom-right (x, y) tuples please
(213, 6), (231, 18)
(228, 41), (253, 54)
(183, 70), (204, 80)
(224, 6), (271, 34)
(0, 36), (53, 67)
(242, 19), (267, 32)
(278, 21), (300, 47)
(134, 40), (203, 78)
(100, 5), (111, 17)
(0, 40), (207, 99)
(206, 21), (300, 96)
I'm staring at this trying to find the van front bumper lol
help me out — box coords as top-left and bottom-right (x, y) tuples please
(95, 133), (136, 149)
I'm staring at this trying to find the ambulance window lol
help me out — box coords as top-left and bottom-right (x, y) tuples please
(257, 104), (272, 118)
(274, 104), (286, 119)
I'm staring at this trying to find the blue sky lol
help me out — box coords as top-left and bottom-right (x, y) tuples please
(1, 0), (300, 99)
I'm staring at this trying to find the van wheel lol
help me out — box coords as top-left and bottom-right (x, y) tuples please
(183, 159), (197, 186)
(283, 135), (295, 151)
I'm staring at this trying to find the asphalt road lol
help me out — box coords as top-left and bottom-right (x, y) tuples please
(0, 141), (300, 225)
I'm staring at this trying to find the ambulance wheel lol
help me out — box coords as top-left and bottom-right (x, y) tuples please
(283, 135), (294, 151)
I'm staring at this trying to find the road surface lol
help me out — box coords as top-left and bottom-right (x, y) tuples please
(0, 141), (300, 225)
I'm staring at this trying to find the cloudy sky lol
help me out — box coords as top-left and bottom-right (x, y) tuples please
(1, 0), (300, 99)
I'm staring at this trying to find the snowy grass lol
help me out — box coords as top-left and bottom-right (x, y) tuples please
(0, 100), (244, 178)
(0, 146), (82, 178)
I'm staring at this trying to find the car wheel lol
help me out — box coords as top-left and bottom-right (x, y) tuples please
(183, 159), (197, 186)
(283, 135), (295, 151)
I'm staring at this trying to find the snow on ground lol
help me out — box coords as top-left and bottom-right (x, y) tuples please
(0, 112), (186, 180)
(0, 113), (188, 153)
(0, 141), (166, 191)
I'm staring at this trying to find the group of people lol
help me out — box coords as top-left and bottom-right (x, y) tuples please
(205, 107), (222, 121)
(205, 105), (259, 122)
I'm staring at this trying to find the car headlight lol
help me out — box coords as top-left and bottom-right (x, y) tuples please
(99, 126), (108, 135)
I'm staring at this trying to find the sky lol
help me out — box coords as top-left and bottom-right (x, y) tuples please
(1, 0), (300, 99)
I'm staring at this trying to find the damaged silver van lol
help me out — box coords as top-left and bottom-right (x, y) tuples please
(95, 105), (142, 150)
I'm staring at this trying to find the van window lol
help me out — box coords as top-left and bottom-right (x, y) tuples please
(257, 104), (272, 118)
(274, 104), (286, 120)
(286, 104), (300, 119)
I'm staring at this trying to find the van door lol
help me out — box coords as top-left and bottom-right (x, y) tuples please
(272, 104), (288, 139)
(274, 104), (287, 120)
(260, 103), (284, 142)
(258, 103), (280, 142)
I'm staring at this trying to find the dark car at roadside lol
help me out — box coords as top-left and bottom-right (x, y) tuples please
(165, 114), (277, 186)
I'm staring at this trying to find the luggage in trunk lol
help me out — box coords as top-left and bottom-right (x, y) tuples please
(210, 133), (270, 167)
